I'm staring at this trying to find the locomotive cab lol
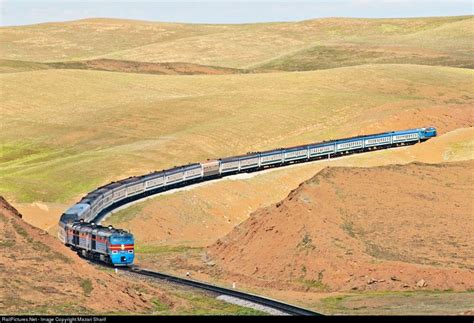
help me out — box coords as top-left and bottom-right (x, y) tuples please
(419, 127), (437, 140)
(108, 231), (134, 266)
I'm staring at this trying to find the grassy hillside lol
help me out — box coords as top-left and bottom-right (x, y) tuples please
(1, 16), (472, 70)
(256, 17), (474, 71)
(1, 64), (472, 202)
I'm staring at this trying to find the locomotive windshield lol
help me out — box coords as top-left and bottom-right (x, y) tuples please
(110, 234), (134, 243)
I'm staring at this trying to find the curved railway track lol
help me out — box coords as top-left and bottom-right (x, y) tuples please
(83, 256), (322, 315)
(122, 266), (322, 316)
(60, 127), (436, 315)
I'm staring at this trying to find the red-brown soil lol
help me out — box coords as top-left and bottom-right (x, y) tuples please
(207, 160), (474, 293)
(355, 105), (473, 141)
(0, 196), (174, 314)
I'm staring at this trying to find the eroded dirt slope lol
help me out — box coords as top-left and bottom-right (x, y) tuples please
(0, 197), (263, 315)
(207, 160), (474, 293)
(0, 196), (176, 314)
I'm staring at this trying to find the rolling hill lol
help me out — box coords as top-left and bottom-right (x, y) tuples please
(256, 17), (474, 71)
(1, 16), (472, 71)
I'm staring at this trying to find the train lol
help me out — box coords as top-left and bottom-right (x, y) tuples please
(63, 220), (134, 266)
(58, 126), (436, 266)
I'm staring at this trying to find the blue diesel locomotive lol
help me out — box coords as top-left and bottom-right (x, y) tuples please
(58, 127), (436, 266)
(61, 219), (134, 266)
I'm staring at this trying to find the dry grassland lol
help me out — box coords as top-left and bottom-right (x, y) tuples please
(1, 16), (472, 69)
(1, 64), (472, 202)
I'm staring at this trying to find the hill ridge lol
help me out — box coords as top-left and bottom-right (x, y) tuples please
(2, 15), (472, 69)
(6, 14), (472, 27)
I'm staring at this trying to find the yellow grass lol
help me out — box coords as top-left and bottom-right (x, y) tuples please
(1, 16), (472, 69)
(1, 64), (473, 202)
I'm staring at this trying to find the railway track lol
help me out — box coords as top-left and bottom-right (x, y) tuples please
(122, 266), (322, 316)
(62, 128), (435, 315)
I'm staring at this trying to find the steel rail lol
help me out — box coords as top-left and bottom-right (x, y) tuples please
(122, 266), (322, 316)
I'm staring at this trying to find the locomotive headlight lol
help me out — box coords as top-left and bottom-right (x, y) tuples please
(121, 244), (125, 250)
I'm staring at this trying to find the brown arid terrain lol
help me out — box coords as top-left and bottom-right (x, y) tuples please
(0, 197), (265, 315)
(207, 160), (474, 293)
(154, 159), (474, 315)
